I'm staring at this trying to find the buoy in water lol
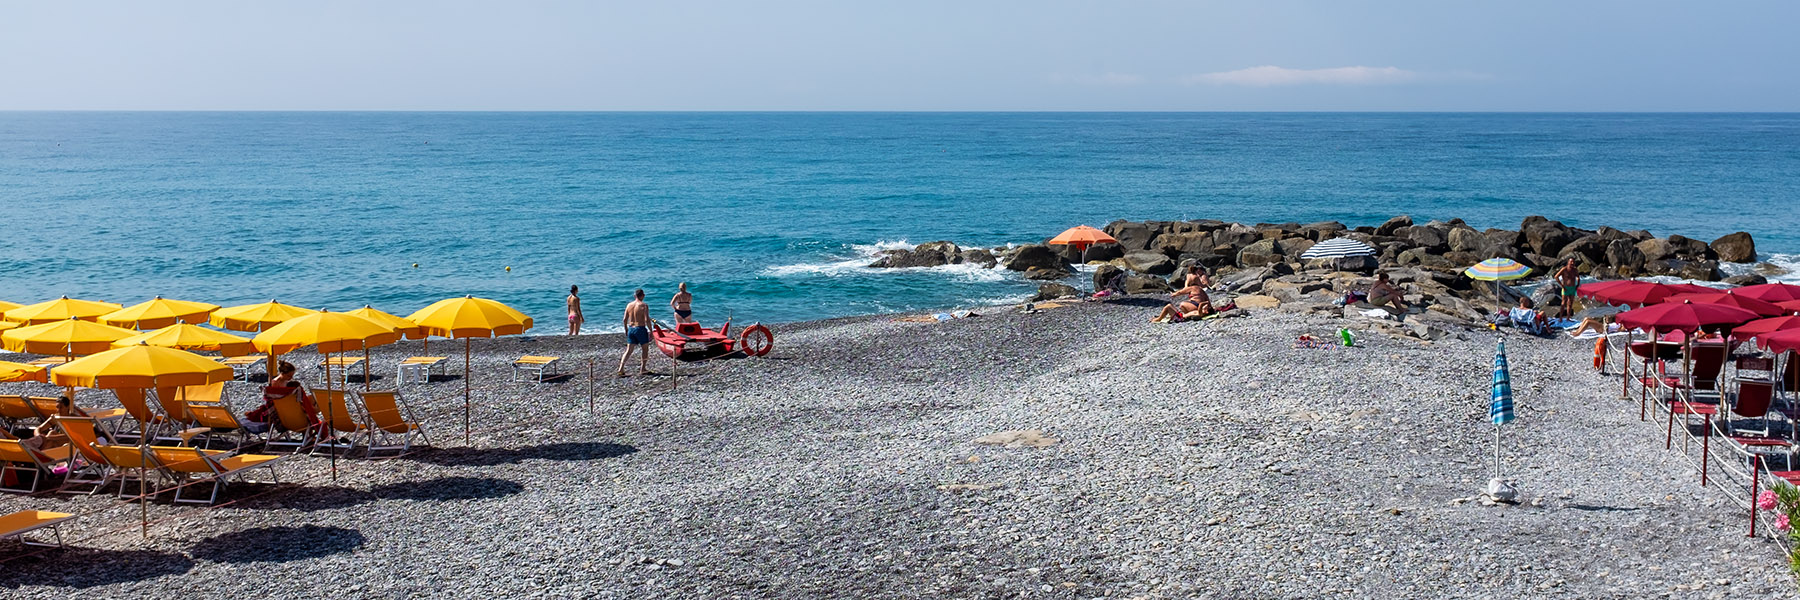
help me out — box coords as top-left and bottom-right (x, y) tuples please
(504, 266), (511, 272)
(411, 263), (419, 268)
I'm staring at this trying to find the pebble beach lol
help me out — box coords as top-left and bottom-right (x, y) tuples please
(1, 299), (1790, 598)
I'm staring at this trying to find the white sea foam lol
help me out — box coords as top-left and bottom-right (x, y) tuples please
(763, 240), (1013, 282)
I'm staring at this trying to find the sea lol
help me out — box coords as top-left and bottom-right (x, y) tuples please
(2, 112), (1797, 333)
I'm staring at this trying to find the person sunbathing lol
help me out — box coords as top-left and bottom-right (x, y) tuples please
(1152, 285), (1214, 323)
(24, 394), (90, 452)
(1368, 273), (1409, 311)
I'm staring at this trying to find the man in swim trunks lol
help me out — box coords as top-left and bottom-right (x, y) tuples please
(671, 282), (694, 324)
(1555, 258), (1580, 316)
(617, 289), (651, 377)
(566, 285), (583, 336)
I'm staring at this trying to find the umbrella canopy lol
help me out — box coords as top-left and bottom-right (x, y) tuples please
(1729, 316), (1800, 343)
(1616, 299), (1760, 334)
(210, 300), (319, 332)
(1, 296), (124, 325)
(1464, 258), (1532, 281)
(1758, 328), (1800, 356)
(1491, 339), (1515, 425)
(100, 296), (220, 330)
(113, 324), (256, 357)
(1661, 283), (1725, 296)
(1046, 225), (1117, 252)
(0, 300), (20, 315)
(0, 321), (17, 333)
(1, 318), (142, 355)
(347, 306), (426, 340)
(51, 344), (232, 389)
(1585, 281), (1678, 308)
(1733, 283), (1800, 304)
(1663, 291), (1786, 317)
(1778, 300), (1800, 315)
(0, 360), (47, 383)
(407, 296), (534, 338)
(252, 311), (400, 355)
(1299, 237), (1377, 260)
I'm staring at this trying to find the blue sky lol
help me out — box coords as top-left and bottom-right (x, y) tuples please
(1, 1), (1795, 111)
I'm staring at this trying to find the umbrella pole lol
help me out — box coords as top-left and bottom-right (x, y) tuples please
(328, 349), (338, 482)
(140, 419), (148, 538)
(464, 338), (471, 445)
(363, 346), (371, 391)
(1494, 423), (1502, 481)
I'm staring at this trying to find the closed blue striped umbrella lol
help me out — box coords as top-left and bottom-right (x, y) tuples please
(1491, 339), (1514, 425)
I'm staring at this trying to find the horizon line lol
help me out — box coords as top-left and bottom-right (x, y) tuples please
(2, 109), (1798, 114)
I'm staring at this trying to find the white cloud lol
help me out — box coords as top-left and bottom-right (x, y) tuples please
(1048, 72), (1146, 86)
(1183, 66), (1419, 87)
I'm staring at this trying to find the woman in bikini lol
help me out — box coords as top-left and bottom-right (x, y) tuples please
(1152, 285), (1214, 323)
(566, 285), (583, 335)
(671, 282), (693, 324)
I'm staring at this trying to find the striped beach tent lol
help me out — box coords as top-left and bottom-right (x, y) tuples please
(1298, 237), (1376, 260)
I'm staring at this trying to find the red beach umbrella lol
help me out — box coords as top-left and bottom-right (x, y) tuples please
(1734, 283), (1800, 304)
(1779, 300), (1800, 315)
(1664, 292), (1786, 317)
(1589, 281), (1678, 308)
(1577, 280), (1630, 299)
(1615, 300), (1760, 334)
(1729, 316), (1800, 343)
(1661, 283), (1725, 296)
(1759, 329), (1800, 356)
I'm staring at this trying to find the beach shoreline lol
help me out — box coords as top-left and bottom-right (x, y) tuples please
(2, 298), (1791, 597)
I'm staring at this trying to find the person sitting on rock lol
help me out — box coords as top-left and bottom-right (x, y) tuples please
(1152, 285), (1213, 323)
(1367, 273), (1409, 312)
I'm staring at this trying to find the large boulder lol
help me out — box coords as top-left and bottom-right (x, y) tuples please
(1724, 273), (1768, 286)
(1105, 221), (1156, 251)
(1406, 226), (1449, 252)
(1234, 294), (1281, 309)
(1557, 235), (1608, 265)
(1396, 248), (1452, 269)
(1604, 239), (1645, 276)
(1124, 275), (1172, 294)
(1520, 216), (1576, 257)
(1081, 243), (1124, 263)
(1636, 238), (1677, 262)
(1375, 215), (1413, 237)
(1051, 244), (1082, 264)
(1448, 227), (1492, 255)
(1211, 226), (1261, 252)
(1304, 255), (1379, 273)
(1024, 267), (1072, 280)
(1300, 221), (1347, 241)
(1237, 239), (1286, 267)
(1151, 233), (1212, 257)
(870, 241), (961, 268)
(1093, 264), (1124, 291)
(1278, 238), (1316, 261)
(1666, 234), (1713, 259)
(1004, 244), (1067, 272)
(1485, 229), (1523, 251)
(960, 248), (998, 268)
(1031, 282), (1080, 302)
(1711, 232), (1757, 263)
(1678, 260), (1723, 282)
(1121, 251), (1176, 275)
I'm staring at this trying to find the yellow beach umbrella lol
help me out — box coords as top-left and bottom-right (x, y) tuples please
(0, 321), (17, 333)
(407, 296), (534, 443)
(1, 318), (141, 356)
(0, 360), (47, 383)
(100, 296), (221, 330)
(347, 305), (426, 340)
(2, 296), (123, 325)
(113, 324), (256, 357)
(0, 300), (21, 317)
(52, 344), (233, 389)
(210, 300), (319, 332)
(251, 311), (400, 355)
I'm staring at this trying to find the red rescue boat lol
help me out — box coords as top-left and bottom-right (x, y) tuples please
(649, 318), (774, 362)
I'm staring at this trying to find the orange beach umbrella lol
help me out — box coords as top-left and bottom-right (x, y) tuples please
(346, 306), (426, 340)
(1047, 225), (1117, 252)
(100, 296), (221, 330)
(2, 296), (123, 325)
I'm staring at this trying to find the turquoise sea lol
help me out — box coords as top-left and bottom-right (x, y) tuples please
(2, 112), (1796, 332)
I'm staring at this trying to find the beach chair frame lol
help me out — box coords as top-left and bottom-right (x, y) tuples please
(357, 390), (427, 456)
(47, 416), (113, 495)
(182, 400), (262, 450)
(397, 356), (449, 385)
(0, 439), (68, 495)
(265, 385), (320, 454)
(314, 389), (367, 456)
(511, 355), (562, 382)
(92, 443), (169, 500)
(0, 510), (75, 548)
(146, 446), (283, 505)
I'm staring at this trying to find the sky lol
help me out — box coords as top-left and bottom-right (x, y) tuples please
(1, 1), (1796, 111)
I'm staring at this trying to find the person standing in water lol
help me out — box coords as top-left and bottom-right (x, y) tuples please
(671, 282), (694, 324)
(566, 285), (583, 336)
(617, 289), (651, 377)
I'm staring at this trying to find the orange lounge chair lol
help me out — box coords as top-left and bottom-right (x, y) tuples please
(145, 446), (282, 505)
(183, 400), (260, 450)
(0, 395), (37, 428)
(0, 510), (75, 548)
(91, 443), (167, 500)
(314, 389), (366, 455)
(0, 438), (70, 494)
(359, 390), (427, 456)
(511, 355), (562, 382)
(114, 388), (175, 444)
(47, 416), (114, 494)
(265, 385), (322, 453)
(397, 356), (449, 384)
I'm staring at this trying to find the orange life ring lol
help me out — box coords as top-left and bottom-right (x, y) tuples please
(738, 324), (774, 357)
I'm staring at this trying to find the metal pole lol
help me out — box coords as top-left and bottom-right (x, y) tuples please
(328, 350), (337, 482)
(463, 338), (471, 445)
(1750, 454), (1763, 537)
(1493, 425), (1502, 480)
(140, 419), (147, 538)
(363, 346), (371, 391)
(587, 359), (595, 415)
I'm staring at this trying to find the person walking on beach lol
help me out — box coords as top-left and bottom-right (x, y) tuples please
(1555, 258), (1580, 316)
(671, 283), (694, 324)
(566, 285), (583, 336)
(617, 289), (652, 377)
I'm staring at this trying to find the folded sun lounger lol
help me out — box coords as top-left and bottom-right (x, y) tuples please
(398, 356), (449, 385)
(511, 355), (562, 382)
(0, 510), (75, 548)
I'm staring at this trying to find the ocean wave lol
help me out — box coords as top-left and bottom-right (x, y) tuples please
(763, 239), (1012, 282)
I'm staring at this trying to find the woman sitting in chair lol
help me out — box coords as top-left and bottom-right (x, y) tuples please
(245, 361), (319, 435)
